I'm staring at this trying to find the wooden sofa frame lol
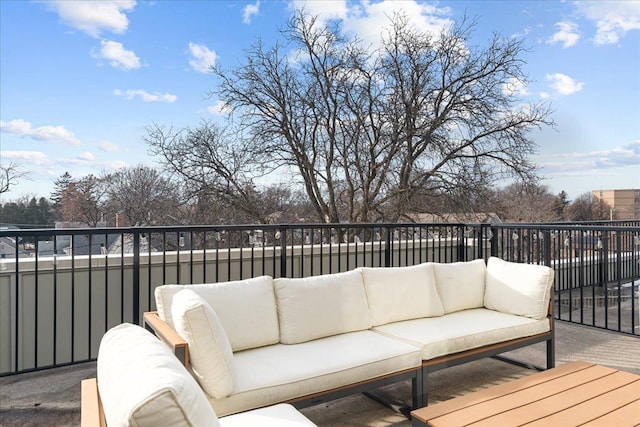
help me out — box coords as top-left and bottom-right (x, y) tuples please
(81, 378), (106, 427)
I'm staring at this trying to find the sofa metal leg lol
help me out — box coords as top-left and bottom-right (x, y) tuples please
(362, 390), (413, 418)
(421, 366), (429, 407)
(411, 369), (426, 409)
(547, 337), (555, 369)
(491, 355), (545, 371)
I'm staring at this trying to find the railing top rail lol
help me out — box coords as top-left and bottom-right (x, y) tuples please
(489, 224), (640, 232)
(0, 221), (638, 237)
(0, 222), (479, 237)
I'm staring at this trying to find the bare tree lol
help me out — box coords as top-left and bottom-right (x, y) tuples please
(60, 175), (106, 226)
(567, 193), (612, 221)
(148, 11), (553, 223)
(491, 183), (559, 222)
(0, 161), (27, 194)
(103, 165), (182, 226)
(145, 122), (283, 224)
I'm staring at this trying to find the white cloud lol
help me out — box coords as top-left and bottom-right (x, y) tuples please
(93, 40), (141, 70)
(108, 160), (128, 169)
(576, 1), (640, 45)
(290, 0), (453, 48)
(546, 21), (580, 48)
(538, 141), (640, 174)
(188, 42), (217, 73)
(208, 100), (232, 115)
(99, 141), (120, 152)
(290, 0), (349, 22)
(0, 151), (50, 166)
(113, 89), (177, 103)
(545, 73), (584, 96)
(59, 152), (97, 166)
(243, 0), (260, 24)
(502, 77), (530, 97)
(43, 0), (136, 38)
(77, 151), (95, 162)
(0, 119), (81, 145)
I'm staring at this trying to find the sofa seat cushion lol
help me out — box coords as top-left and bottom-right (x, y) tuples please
(360, 263), (445, 326)
(155, 276), (279, 351)
(97, 323), (220, 427)
(219, 404), (317, 427)
(484, 257), (554, 320)
(274, 270), (372, 344)
(207, 330), (422, 416)
(372, 308), (550, 361)
(171, 289), (235, 399)
(432, 259), (487, 313)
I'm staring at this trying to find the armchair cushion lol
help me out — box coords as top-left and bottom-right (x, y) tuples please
(172, 289), (235, 399)
(219, 404), (316, 426)
(484, 257), (554, 320)
(97, 323), (219, 427)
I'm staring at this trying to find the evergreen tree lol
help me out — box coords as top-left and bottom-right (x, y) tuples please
(553, 191), (571, 221)
(51, 172), (72, 221)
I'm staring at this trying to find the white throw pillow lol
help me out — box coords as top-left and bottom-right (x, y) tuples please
(274, 270), (372, 344)
(97, 323), (220, 427)
(360, 263), (445, 326)
(484, 257), (554, 320)
(433, 259), (487, 313)
(155, 276), (279, 351)
(172, 289), (235, 399)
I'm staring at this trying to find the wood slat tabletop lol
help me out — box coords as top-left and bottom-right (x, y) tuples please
(411, 361), (640, 427)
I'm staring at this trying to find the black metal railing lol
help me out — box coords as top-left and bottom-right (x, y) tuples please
(0, 221), (638, 375)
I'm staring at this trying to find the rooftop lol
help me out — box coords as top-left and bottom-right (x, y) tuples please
(1, 320), (638, 427)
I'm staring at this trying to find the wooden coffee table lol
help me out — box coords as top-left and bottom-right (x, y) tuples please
(411, 360), (640, 426)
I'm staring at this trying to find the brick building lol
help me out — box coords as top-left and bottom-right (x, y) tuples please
(592, 189), (640, 220)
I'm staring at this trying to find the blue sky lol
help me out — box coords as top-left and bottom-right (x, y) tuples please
(1, 0), (639, 203)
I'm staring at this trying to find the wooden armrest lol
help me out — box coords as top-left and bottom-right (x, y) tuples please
(81, 379), (106, 427)
(143, 311), (190, 368)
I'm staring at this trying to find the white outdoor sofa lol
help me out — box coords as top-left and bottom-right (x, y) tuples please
(143, 256), (555, 417)
(81, 323), (317, 426)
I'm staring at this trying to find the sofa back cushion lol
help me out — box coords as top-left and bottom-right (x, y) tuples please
(97, 323), (220, 427)
(155, 276), (279, 351)
(274, 270), (372, 344)
(484, 257), (554, 320)
(360, 263), (445, 326)
(171, 289), (235, 399)
(433, 259), (487, 313)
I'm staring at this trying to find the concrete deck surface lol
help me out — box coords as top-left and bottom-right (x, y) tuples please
(1, 321), (639, 427)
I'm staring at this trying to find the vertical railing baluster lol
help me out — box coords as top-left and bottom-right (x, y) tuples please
(34, 239), (39, 369)
(71, 234), (75, 363)
(133, 229), (140, 325)
(279, 226), (287, 278)
(53, 236), (58, 367)
(88, 234), (92, 358)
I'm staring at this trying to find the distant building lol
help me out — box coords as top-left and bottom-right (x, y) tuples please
(592, 189), (640, 220)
